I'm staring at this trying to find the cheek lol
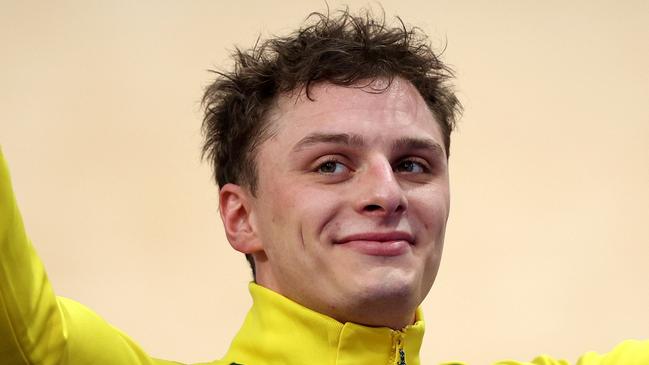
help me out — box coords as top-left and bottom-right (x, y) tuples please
(410, 187), (450, 233)
(254, 173), (298, 240)
(295, 186), (345, 236)
(263, 188), (298, 231)
(258, 178), (341, 238)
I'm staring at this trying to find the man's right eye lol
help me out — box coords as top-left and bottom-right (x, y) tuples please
(316, 159), (347, 174)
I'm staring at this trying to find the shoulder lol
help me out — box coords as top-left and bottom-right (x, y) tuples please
(577, 339), (649, 365)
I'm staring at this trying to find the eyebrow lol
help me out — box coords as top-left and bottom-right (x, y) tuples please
(292, 133), (365, 152)
(391, 137), (445, 158)
(291, 132), (445, 157)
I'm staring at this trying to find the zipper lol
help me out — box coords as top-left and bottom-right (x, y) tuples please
(397, 346), (406, 365)
(393, 333), (407, 365)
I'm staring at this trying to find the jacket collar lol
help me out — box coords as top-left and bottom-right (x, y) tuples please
(221, 283), (425, 365)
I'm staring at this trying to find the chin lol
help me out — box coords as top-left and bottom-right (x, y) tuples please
(348, 267), (421, 307)
(332, 271), (421, 329)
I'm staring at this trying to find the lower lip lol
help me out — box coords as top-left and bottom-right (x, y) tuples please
(339, 240), (411, 256)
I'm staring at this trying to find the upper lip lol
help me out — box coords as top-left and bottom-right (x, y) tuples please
(335, 231), (415, 244)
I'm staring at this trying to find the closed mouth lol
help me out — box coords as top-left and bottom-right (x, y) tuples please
(334, 231), (414, 245)
(333, 231), (414, 256)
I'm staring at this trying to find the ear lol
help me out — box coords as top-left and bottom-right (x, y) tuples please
(218, 183), (263, 254)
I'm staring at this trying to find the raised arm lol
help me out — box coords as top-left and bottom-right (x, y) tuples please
(0, 148), (181, 365)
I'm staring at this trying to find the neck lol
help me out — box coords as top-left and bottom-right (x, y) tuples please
(255, 268), (420, 330)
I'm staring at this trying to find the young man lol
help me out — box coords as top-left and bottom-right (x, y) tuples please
(1, 9), (647, 365)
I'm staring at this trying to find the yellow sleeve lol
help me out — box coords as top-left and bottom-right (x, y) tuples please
(484, 340), (649, 365)
(0, 148), (182, 365)
(574, 339), (649, 365)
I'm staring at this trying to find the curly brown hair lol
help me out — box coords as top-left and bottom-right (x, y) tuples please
(201, 8), (461, 276)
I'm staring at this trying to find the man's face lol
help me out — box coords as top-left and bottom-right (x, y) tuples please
(248, 78), (449, 328)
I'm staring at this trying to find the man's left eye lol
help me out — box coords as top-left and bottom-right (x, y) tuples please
(395, 159), (427, 173)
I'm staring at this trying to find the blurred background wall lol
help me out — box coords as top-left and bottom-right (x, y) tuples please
(1, 1), (648, 363)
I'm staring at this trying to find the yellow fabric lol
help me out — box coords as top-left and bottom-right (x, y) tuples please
(218, 283), (424, 365)
(1, 147), (648, 365)
(0, 149), (180, 365)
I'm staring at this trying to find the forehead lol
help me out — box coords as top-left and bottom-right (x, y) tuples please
(270, 78), (434, 132)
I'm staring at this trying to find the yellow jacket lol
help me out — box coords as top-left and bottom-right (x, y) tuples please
(1, 149), (647, 365)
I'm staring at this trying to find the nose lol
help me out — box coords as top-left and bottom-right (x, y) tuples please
(355, 158), (408, 217)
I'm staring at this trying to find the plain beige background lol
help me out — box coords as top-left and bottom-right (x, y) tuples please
(1, 1), (648, 364)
